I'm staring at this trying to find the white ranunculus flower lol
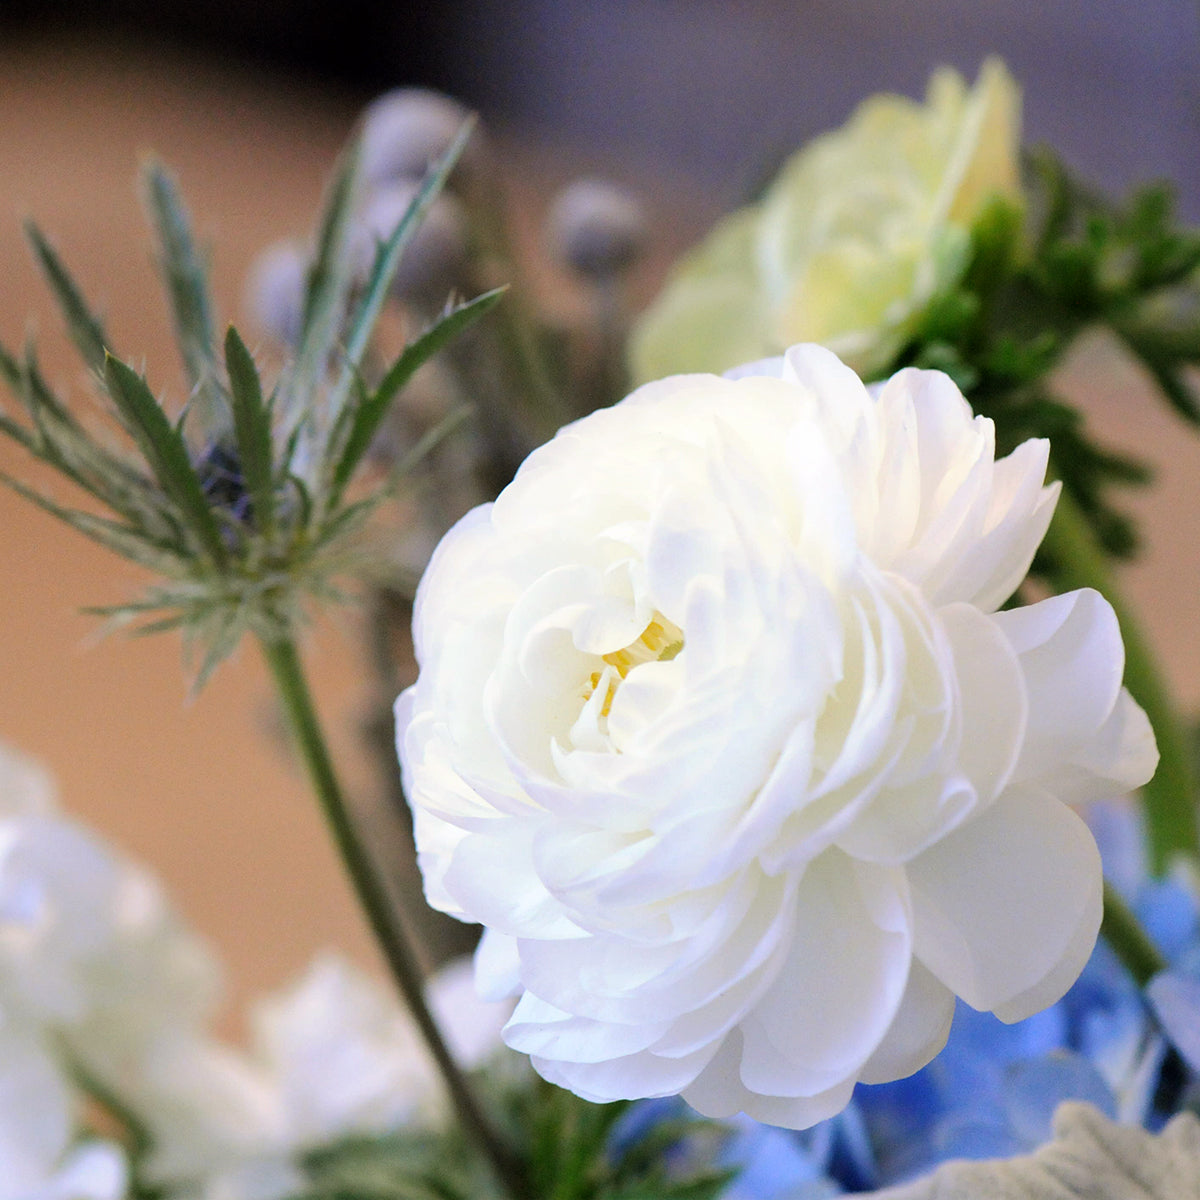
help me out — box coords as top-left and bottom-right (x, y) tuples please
(396, 344), (1158, 1129)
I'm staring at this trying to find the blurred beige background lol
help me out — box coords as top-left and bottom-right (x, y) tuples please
(1, 32), (1198, 1033)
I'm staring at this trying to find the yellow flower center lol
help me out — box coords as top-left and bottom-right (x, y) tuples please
(583, 615), (685, 717)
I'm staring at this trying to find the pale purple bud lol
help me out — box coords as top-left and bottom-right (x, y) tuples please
(353, 184), (471, 305)
(546, 180), (648, 279)
(245, 240), (308, 347)
(359, 88), (477, 188)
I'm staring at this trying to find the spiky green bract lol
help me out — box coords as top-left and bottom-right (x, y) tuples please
(142, 160), (227, 441)
(894, 151), (1200, 560)
(0, 136), (499, 687)
(295, 1064), (733, 1200)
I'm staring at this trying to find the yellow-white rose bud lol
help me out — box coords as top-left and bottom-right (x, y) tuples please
(630, 59), (1022, 383)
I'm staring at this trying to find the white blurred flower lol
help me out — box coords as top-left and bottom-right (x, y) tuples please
(250, 953), (510, 1146)
(129, 1034), (294, 1195)
(359, 88), (477, 189)
(245, 241), (308, 348)
(0, 742), (57, 818)
(630, 59), (1021, 382)
(0, 1019), (126, 1200)
(397, 344), (1157, 1128)
(134, 955), (510, 1200)
(0, 812), (220, 1055)
(0, 742), (224, 1193)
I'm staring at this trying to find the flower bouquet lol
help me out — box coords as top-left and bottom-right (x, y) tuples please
(2, 57), (1200, 1199)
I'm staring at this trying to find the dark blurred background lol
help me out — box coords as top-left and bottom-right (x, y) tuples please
(3, 0), (1198, 216)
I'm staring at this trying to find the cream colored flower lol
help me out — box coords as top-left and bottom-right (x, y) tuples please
(397, 345), (1156, 1128)
(630, 59), (1021, 382)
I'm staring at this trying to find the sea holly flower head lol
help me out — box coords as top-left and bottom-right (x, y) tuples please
(0, 127), (501, 685)
(397, 343), (1157, 1129)
(630, 58), (1021, 383)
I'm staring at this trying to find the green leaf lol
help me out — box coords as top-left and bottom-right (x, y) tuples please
(224, 326), (277, 535)
(191, 609), (244, 691)
(103, 354), (229, 566)
(0, 408), (36, 452)
(10, 347), (185, 546)
(325, 119), (476, 424)
(284, 142), (360, 438)
(328, 286), (504, 500)
(965, 194), (1023, 293)
(141, 160), (227, 433)
(24, 222), (111, 373)
(1120, 337), (1200, 423)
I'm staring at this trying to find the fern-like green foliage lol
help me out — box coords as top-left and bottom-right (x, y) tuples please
(0, 130), (502, 686)
(898, 149), (1200, 561)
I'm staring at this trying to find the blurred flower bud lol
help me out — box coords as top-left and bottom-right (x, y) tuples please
(352, 184), (471, 306)
(546, 179), (648, 280)
(244, 240), (308, 347)
(359, 88), (477, 188)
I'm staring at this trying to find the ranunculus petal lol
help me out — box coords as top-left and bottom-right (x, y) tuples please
(995, 589), (1158, 799)
(736, 854), (910, 1099)
(908, 786), (1102, 1016)
(683, 1028), (858, 1127)
(535, 1041), (720, 1104)
(857, 958), (955, 1084)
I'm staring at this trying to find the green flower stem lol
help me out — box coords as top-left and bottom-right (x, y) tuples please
(258, 634), (525, 1198)
(66, 1052), (153, 1157)
(1102, 878), (1167, 986)
(461, 167), (574, 444)
(1040, 489), (1200, 873)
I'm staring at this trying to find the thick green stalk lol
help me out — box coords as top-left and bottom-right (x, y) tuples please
(1040, 490), (1200, 873)
(258, 634), (524, 1198)
(1101, 879), (1167, 986)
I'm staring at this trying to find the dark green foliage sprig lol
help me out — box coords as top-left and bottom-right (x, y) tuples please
(293, 1062), (733, 1200)
(0, 130), (502, 686)
(897, 148), (1200, 560)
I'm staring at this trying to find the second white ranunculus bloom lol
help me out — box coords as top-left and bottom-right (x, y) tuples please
(396, 344), (1158, 1128)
